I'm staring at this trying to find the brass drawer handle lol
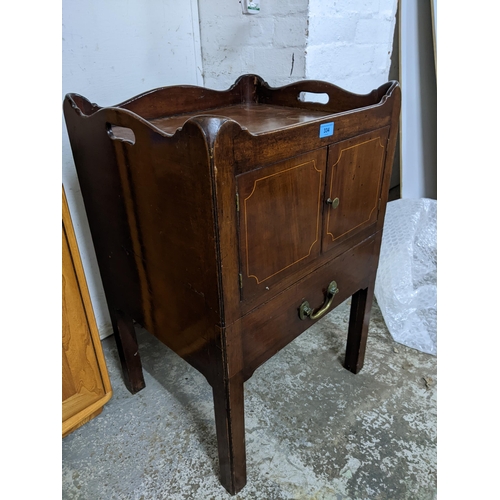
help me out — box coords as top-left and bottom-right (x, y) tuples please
(299, 281), (339, 320)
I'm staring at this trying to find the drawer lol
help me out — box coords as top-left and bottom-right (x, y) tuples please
(225, 233), (380, 380)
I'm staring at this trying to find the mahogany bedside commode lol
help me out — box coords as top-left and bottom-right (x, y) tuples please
(64, 75), (401, 495)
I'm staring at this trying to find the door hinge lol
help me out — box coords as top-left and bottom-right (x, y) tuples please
(239, 273), (243, 289)
(378, 198), (382, 211)
(236, 193), (240, 212)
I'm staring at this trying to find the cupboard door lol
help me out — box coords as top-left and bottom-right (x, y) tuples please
(322, 128), (389, 252)
(237, 149), (327, 303)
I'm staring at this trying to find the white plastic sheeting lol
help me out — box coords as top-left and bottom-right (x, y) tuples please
(375, 198), (437, 355)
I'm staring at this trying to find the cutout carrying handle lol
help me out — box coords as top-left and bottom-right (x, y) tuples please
(106, 123), (136, 145)
(298, 92), (330, 104)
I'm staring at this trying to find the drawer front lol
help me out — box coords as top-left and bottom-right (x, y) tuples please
(236, 149), (327, 304)
(322, 128), (389, 253)
(226, 234), (379, 380)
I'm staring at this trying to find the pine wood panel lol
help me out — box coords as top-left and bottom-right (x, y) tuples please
(62, 187), (112, 437)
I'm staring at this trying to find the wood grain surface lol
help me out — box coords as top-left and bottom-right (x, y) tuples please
(63, 75), (401, 493)
(62, 187), (112, 437)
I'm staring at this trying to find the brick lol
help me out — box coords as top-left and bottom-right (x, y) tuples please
(204, 17), (277, 48)
(273, 16), (308, 48)
(253, 46), (306, 79)
(198, 1), (242, 19)
(307, 42), (375, 78)
(326, 0), (379, 16)
(307, 14), (358, 46)
(355, 18), (393, 45)
(371, 45), (393, 72)
(264, 0), (308, 16)
(378, 0), (398, 15)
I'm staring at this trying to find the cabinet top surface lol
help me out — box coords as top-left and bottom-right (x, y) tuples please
(150, 104), (332, 135)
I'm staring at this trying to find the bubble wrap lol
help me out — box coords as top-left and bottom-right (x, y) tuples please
(374, 198), (437, 355)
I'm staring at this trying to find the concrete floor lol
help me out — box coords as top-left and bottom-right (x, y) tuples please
(62, 298), (437, 499)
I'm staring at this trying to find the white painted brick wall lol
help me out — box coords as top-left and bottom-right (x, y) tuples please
(306, 0), (398, 93)
(307, 14), (359, 46)
(198, 0), (309, 89)
(199, 1), (397, 94)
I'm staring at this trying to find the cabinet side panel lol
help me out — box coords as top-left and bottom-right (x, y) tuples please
(375, 84), (402, 231)
(64, 101), (222, 383)
(64, 100), (144, 325)
(109, 117), (223, 378)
